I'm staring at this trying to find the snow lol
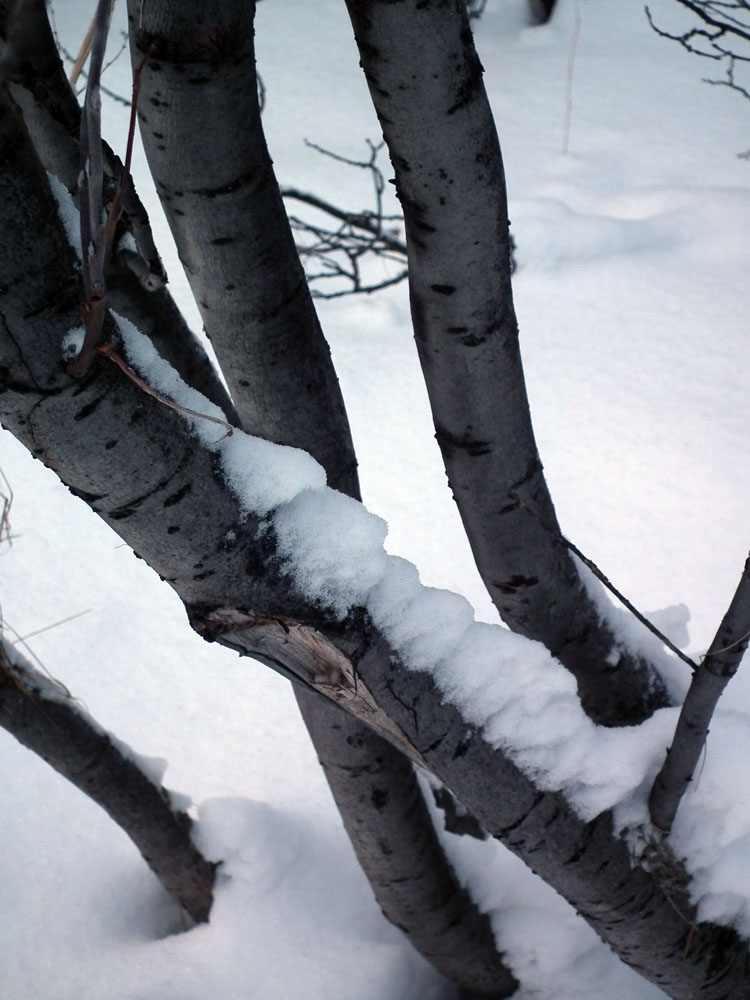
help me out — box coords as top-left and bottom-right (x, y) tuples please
(116, 313), (327, 514)
(47, 171), (83, 262)
(2, 0), (750, 998)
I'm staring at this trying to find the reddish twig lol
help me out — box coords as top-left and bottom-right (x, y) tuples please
(97, 344), (233, 439)
(69, 3), (149, 378)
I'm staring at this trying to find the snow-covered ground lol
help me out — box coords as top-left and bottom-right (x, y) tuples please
(1, 1), (749, 998)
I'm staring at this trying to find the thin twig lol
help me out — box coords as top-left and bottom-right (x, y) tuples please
(69, 14), (154, 378)
(0, 464), (13, 548)
(646, 2), (750, 110)
(648, 553), (750, 834)
(562, 534), (698, 671)
(562, 0), (582, 155)
(69, 8), (96, 84)
(69, 0), (114, 378)
(102, 48), (150, 275)
(98, 345), (233, 439)
(282, 140), (411, 298)
(17, 609), (92, 642)
(509, 490), (699, 671)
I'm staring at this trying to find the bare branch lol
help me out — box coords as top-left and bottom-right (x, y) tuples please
(0, 636), (216, 923)
(282, 140), (410, 298)
(649, 554), (750, 834)
(646, 2), (750, 108)
(0, 464), (12, 547)
(555, 527), (699, 672)
(68, 6), (95, 84)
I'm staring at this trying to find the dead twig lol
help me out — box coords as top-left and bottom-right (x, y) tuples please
(282, 139), (410, 299)
(646, 2), (750, 111)
(68, 7), (96, 85)
(509, 490), (699, 672)
(0, 465), (13, 548)
(98, 344), (233, 439)
(69, 3), (153, 377)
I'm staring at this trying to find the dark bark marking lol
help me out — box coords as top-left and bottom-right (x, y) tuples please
(133, 27), (246, 66)
(447, 47), (483, 116)
(497, 792), (546, 839)
(452, 731), (475, 759)
(68, 485), (106, 504)
(434, 425), (492, 457)
(370, 787), (388, 810)
(495, 574), (539, 596)
(108, 457), (191, 521)
(74, 393), (107, 422)
(162, 482), (192, 508)
(430, 283), (456, 295)
(498, 498), (521, 517)
(191, 169), (257, 199)
(423, 733), (446, 754)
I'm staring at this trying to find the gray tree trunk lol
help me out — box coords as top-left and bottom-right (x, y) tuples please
(1, 7), (748, 999)
(1, 4), (515, 991)
(343, 0), (667, 725)
(0, 97), (747, 993)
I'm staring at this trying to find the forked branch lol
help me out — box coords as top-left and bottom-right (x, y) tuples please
(646, 2), (750, 105)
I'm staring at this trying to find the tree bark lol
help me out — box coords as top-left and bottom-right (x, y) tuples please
(297, 695), (517, 997)
(125, 0), (357, 489)
(1, 106), (748, 993)
(3, 14), (750, 999)
(343, 0), (668, 725)
(0, 639), (215, 923)
(1, 10), (515, 990)
(0, 0), (237, 421)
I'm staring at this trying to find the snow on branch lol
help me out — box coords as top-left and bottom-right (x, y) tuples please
(113, 320), (750, 941)
(0, 634), (216, 924)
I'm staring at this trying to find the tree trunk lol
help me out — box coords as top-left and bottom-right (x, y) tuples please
(1, 7), (515, 990)
(343, 0), (667, 725)
(1, 115), (747, 991)
(2, 10), (749, 999)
